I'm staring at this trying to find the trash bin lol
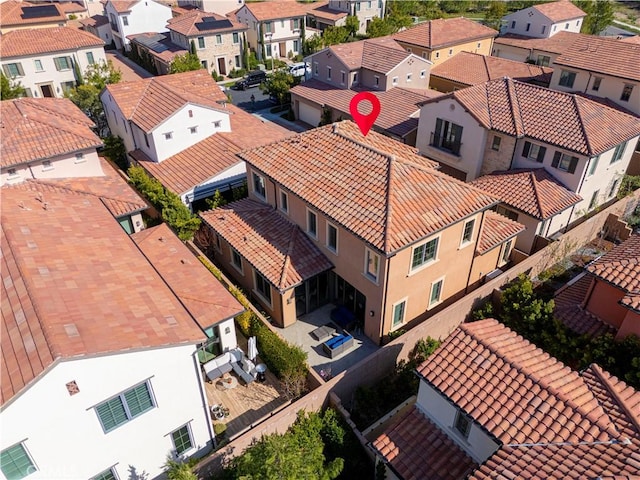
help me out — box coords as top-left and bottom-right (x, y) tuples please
(255, 363), (267, 382)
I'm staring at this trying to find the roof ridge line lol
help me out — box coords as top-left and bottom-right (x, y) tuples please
(382, 155), (394, 254)
(506, 78), (525, 136)
(331, 124), (394, 161)
(26, 179), (135, 207)
(528, 170), (546, 219)
(129, 78), (154, 122)
(572, 96), (594, 156)
(279, 221), (297, 290)
(505, 437), (631, 448)
(588, 364), (640, 438)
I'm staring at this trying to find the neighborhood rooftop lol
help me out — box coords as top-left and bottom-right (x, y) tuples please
(236, 1), (312, 21)
(420, 77), (640, 157)
(324, 36), (409, 72)
(475, 210), (524, 255)
(238, 120), (498, 254)
(0, 26), (104, 58)
(106, 0), (139, 13)
(530, 0), (586, 21)
(392, 17), (497, 49)
(167, 10), (246, 36)
(0, 0), (67, 27)
(493, 30), (585, 54)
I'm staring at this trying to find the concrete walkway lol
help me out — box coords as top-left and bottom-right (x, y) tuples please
(252, 107), (310, 134)
(106, 51), (153, 81)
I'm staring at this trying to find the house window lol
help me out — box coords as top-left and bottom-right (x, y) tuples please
(448, 48), (453, 56)
(392, 300), (406, 327)
(420, 70), (426, 78)
(327, 223), (338, 253)
(7, 168), (18, 178)
(171, 425), (193, 455)
(433, 118), (463, 155)
(231, 248), (243, 271)
(122, 16), (128, 26)
(92, 468), (117, 480)
(435, 51), (440, 59)
(216, 34), (222, 44)
(235, 55), (241, 67)
(86, 52), (95, 65)
(292, 18), (300, 29)
(496, 205), (518, 221)
(365, 248), (379, 282)
(75, 153), (86, 163)
(551, 152), (578, 173)
(188, 110), (193, 117)
(429, 278), (443, 306)
(526, 23), (530, 31)
(189, 126), (197, 134)
(356, 2), (361, 11)
(279, 190), (288, 213)
(611, 141), (627, 163)
(95, 381), (155, 432)
(353, 72), (358, 84)
(61, 81), (76, 93)
(406, 73), (412, 82)
(536, 55), (550, 67)
(588, 155), (599, 176)
(511, 20), (516, 28)
(522, 141), (546, 162)
(621, 84), (634, 102)
(327, 66), (332, 81)
(477, 42), (481, 49)
(254, 271), (272, 304)
(392, 76), (398, 85)
(314, 62), (318, 75)
(293, 39), (299, 52)
(214, 120), (221, 128)
(164, 132), (173, 140)
(592, 77), (602, 91)
(406, 47), (412, 53)
(565, 22), (569, 29)
(281, 20), (285, 28)
(233, 32), (239, 44)
(374, 75), (379, 87)
(265, 21), (272, 33)
(411, 237), (438, 270)
(492, 136), (501, 151)
(541, 25), (546, 34)
(341, 71), (345, 84)
(588, 190), (600, 210)
(42, 160), (53, 171)
(1, 443), (36, 480)
(53, 56), (71, 71)
(144, 134), (150, 148)
(499, 238), (513, 265)
(461, 219), (475, 245)
(608, 178), (621, 198)
(307, 209), (317, 238)
(553, 25), (557, 31)
(252, 172), (266, 199)
(34, 59), (44, 72)
(454, 410), (471, 438)
(558, 70), (576, 88)
(198, 36), (205, 48)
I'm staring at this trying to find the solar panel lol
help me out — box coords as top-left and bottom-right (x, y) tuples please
(21, 5), (60, 19)
(135, 34), (169, 53)
(195, 19), (233, 31)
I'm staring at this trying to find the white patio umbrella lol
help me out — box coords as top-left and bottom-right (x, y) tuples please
(248, 336), (258, 362)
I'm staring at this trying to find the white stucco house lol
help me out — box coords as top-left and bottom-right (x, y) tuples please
(416, 78), (640, 234)
(500, 0), (585, 38)
(177, 0), (245, 15)
(0, 26), (106, 98)
(80, 15), (114, 47)
(104, 0), (172, 51)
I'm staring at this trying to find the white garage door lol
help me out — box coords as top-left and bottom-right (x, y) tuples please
(298, 101), (322, 127)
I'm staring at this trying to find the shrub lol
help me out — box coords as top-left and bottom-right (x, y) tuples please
(250, 316), (307, 380)
(213, 423), (227, 438)
(228, 68), (247, 78)
(164, 458), (197, 480)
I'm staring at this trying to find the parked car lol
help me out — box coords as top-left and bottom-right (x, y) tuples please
(289, 62), (310, 78)
(235, 70), (267, 90)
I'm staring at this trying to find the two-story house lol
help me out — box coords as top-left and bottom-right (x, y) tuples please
(549, 34), (640, 116)
(101, 70), (291, 208)
(0, 26), (106, 98)
(372, 319), (640, 480)
(416, 78), (640, 228)
(500, 0), (586, 38)
(199, 121), (524, 344)
(307, 0), (385, 35)
(80, 14), (114, 47)
(492, 30), (585, 65)
(104, 0), (172, 51)
(166, 10), (247, 76)
(234, 1), (310, 61)
(177, 0), (245, 15)
(0, 0), (67, 33)
(392, 17), (497, 66)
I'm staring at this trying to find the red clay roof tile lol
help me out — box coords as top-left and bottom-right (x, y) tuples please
(493, 31), (586, 55)
(393, 17), (497, 49)
(476, 210), (524, 255)
(320, 36), (408, 72)
(167, 10), (246, 36)
(0, 0), (67, 27)
(532, 0), (586, 22)
(79, 14), (109, 28)
(0, 26), (103, 57)
(238, 1), (312, 21)
(107, 0), (139, 13)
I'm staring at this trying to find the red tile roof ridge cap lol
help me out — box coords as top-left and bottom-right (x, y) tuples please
(129, 78), (154, 122)
(528, 169), (548, 219)
(382, 155), (394, 254)
(503, 77), (523, 136)
(572, 95), (594, 156)
(332, 123), (395, 161)
(279, 225), (297, 291)
(587, 363), (640, 439)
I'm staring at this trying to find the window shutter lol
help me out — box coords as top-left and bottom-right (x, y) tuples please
(290, 19), (294, 30)
(2, 65), (10, 77)
(54, 57), (62, 71)
(522, 141), (531, 158)
(124, 383), (153, 417)
(435, 118), (442, 135)
(537, 146), (546, 163)
(568, 156), (578, 174)
(452, 123), (463, 142)
(551, 151), (561, 168)
(16, 63), (24, 76)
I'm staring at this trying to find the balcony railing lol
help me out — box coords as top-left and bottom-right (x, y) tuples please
(430, 132), (462, 156)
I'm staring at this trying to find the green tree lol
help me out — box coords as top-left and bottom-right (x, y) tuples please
(169, 52), (202, 74)
(205, 190), (227, 210)
(366, 17), (395, 37)
(260, 70), (296, 106)
(484, 0), (507, 30)
(163, 458), (197, 480)
(303, 35), (323, 56)
(0, 73), (26, 100)
(345, 15), (360, 37)
(102, 135), (128, 170)
(575, 0), (614, 34)
(321, 25), (350, 46)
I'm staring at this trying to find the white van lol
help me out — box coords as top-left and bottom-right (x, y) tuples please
(289, 62), (310, 78)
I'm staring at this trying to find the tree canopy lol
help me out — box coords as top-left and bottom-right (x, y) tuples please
(0, 73), (26, 100)
(260, 70), (297, 106)
(169, 52), (202, 74)
(484, 0), (508, 30)
(575, 0), (614, 35)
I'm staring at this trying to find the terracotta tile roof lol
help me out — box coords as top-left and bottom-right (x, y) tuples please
(103, 70), (229, 133)
(372, 406), (478, 480)
(291, 79), (442, 138)
(0, 0), (67, 27)
(13, 157), (147, 217)
(322, 36), (406, 71)
(128, 32), (187, 63)
(0, 26), (104, 58)
(307, 2), (347, 22)
(240, 121), (497, 254)
(132, 223), (244, 328)
(476, 210), (524, 255)
(554, 34), (640, 82)
(587, 234), (640, 313)
(553, 273), (615, 338)
(532, 0), (586, 22)
(239, 1), (312, 21)
(167, 10), (246, 36)
(393, 17), (497, 50)
(430, 51), (552, 87)
(423, 78), (640, 157)
(59, 2), (86, 14)
(218, 103), (294, 150)
(418, 318), (621, 445)
(107, 0), (139, 13)
(621, 35), (640, 45)
(472, 169), (581, 220)
(493, 31), (584, 55)
(200, 198), (333, 291)
(0, 187), (205, 406)
(1, 98), (101, 168)
(469, 442), (640, 480)
(79, 14), (109, 28)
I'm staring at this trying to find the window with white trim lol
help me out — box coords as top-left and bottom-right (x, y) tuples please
(608, 178), (620, 198)
(406, 73), (412, 82)
(588, 190), (600, 210)
(587, 155), (599, 176)
(558, 70), (576, 88)
(461, 219), (475, 245)
(307, 209), (317, 238)
(365, 248), (379, 282)
(279, 190), (288, 213)
(233, 32), (239, 44)
(420, 70), (426, 78)
(86, 52), (95, 65)
(411, 237), (438, 270)
(254, 270), (272, 304)
(75, 153), (86, 164)
(231, 247), (243, 272)
(53, 56), (71, 71)
(198, 36), (205, 48)
(164, 132), (173, 140)
(392, 76), (398, 85)
(95, 381), (155, 433)
(171, 424), (193, 455)
(252, 172), (266, 199)
(216, 34), (222, 44)
(91, 467), (117, 480)
(611, 141), (627, 164)
(327, 223), (338, 253)
(1, 442), (37, 480)
(33, 59), (44, 72)
(429, 278), (443, 306)
(42, 160), (53, 171)
(499, 238), (513, 266)
(454, 410), (471, 438)
(327, 66), (332, 81)
(392, 300), (406, 328)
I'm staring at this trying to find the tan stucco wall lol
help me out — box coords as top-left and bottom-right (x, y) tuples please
(618, 310), (640, 340)
(428, 75), (467, 93)
(586, 280), (627, 329)
(480, 132), (516, 176)
(468, 244), (507, 290)
(399, 37), (494, 66)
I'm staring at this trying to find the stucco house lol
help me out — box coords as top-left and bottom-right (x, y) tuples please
(200, 121), (524, 344)
(0, 0), (67, 33)
(491, 30), (585, 66)
(307, 0), (385, 35)
(500, 0), (586, 38)
(80, 14), (114, 46)
(392, 17), (497, 66)
(372, 319), (640, 480)
(166, 10), (248, 76)
(128, 32), (189, 75)
(0, 26), (106, 98)
(416, 78), (640, 228)
(177, 0), (245, 15)
(554, 234), (640, 341)
(104, 0), (172, 51)
(234, 1), (310, 61)
(549, 34), (640, 116)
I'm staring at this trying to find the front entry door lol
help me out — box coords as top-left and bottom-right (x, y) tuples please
(40, 84), (54, 97)
(217, 57), (226, 76)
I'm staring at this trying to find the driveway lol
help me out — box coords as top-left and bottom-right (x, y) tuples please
(106, 51), (153, 82)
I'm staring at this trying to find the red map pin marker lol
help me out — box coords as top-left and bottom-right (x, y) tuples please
(349, 91), (381, 136)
